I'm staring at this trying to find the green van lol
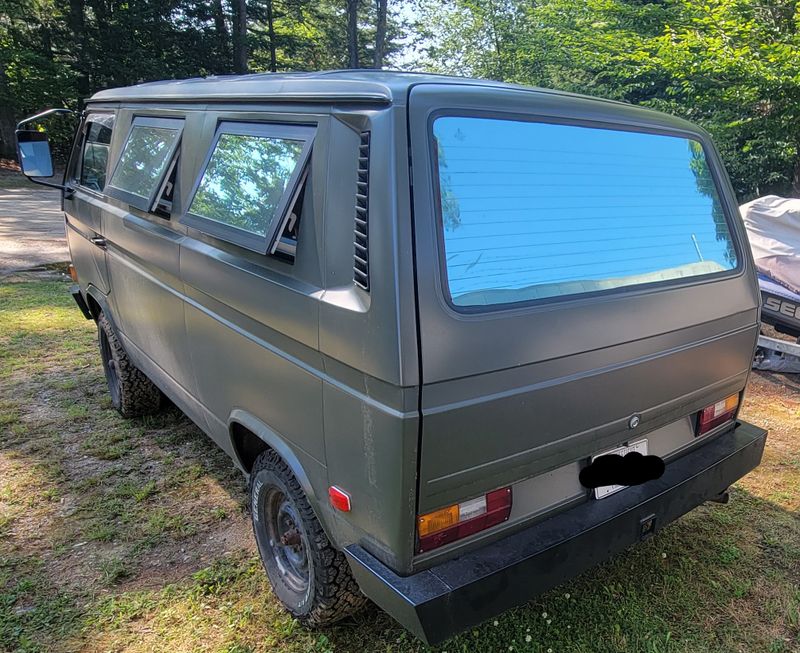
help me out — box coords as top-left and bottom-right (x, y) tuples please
(16, 71), (767, 644)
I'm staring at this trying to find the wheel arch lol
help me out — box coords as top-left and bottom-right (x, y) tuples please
(84, 285), (112, 325)
(228, 409), (319, 507)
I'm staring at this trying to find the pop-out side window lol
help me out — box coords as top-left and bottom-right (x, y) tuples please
(183, 122), (314, 254)
(79, 113), (115, 192)
(432, 116), (739, 309)
(107, 116), (184, 211)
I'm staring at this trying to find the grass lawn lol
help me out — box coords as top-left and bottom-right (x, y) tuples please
(0, 278), (798, 653)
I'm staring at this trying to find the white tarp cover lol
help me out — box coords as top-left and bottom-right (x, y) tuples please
(740, 195), (800, 294)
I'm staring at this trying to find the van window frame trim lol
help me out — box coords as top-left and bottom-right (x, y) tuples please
(180, 120), (315, 255)
(426, 108), (745, 315)
(105, 115), (185, 212)
(72, 110), (116, 197)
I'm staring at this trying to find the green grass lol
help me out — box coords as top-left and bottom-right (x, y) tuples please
(0, 278), (798, 653)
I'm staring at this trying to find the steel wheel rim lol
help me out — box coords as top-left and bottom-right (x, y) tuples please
(265, 488), (309, 594)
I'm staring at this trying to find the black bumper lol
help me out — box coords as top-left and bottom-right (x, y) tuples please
(345, 421), (767, 645)
(70, 284), (93, 320)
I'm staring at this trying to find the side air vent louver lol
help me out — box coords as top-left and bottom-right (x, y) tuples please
(353, 131), (370, 290)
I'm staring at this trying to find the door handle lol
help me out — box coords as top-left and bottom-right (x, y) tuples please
(90, 236), (107, 249)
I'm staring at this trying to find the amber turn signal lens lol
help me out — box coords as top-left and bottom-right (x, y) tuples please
(697, 393), (739, 435)
(417, 504), (459, 538)
(416, 487), (512, 553)
(68, 264), (78, 282)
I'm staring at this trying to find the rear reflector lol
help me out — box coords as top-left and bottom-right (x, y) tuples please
(328, 486), (351, 512)
(697, 393), (739, 435)
(417, 487), (512, 553)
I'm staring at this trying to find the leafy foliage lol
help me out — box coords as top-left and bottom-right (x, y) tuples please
(0, 0), (406, 157)
(415, 0), (800, 200)
(4, 0), (800, 199)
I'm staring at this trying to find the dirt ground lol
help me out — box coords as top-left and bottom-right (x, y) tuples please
(0, 275), (798, 653)
(0, 162), (68, 273)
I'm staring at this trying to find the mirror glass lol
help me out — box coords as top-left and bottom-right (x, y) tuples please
(16, 130), (54, 177)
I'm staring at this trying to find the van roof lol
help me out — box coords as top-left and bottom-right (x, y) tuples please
(88, 70), (703, 135)
(88, 69), (627, 107)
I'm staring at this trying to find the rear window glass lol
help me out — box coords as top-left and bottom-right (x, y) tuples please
(432, 116), (738, 308)
(109, 117), (182, 203)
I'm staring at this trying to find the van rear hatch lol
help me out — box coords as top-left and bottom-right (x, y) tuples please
(408, 84), (760, 539)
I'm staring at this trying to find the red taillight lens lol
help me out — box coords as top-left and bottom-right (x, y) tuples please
(697, 394), (739, 435)
(417, 487), (512, 553)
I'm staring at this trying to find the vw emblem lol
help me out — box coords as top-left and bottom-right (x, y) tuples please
(628, 414), (641, 429)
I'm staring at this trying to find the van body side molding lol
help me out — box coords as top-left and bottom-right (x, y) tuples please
(344, 421), (767, 646)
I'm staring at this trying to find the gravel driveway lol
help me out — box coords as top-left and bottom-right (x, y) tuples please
(0, 187), (67, 273)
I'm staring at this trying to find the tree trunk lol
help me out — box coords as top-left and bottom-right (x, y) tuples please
(266, 0), (277, 72)
(487, 0), (503, 58)
(792, 152), (800, 197)
(232, 0), (248, 74)
(346, 0), (359, 68)
(0, 66), (17, 159)
(68, 0), (90, 105)
(212, 0), (231, 73)
(373, 0), (387, 69)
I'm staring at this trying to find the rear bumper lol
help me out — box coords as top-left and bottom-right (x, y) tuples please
(345, 420), (767, 645)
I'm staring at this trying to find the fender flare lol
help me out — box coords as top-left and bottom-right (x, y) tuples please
(228, 408), (318, 506)
(84, 284), (114, 326)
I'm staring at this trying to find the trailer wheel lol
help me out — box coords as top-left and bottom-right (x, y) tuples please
(250, 449), (367, 626)
(97, 312), (162, 417)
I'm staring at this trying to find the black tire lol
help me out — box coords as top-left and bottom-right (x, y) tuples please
(250, 449), (367, 626)
(97, 312), (162, 418)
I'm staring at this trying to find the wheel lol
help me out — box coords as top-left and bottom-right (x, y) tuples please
(250, 449), (367, 626)
(97, 312), (162, 418)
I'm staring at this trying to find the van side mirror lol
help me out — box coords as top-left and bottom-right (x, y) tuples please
(16, 129), (54, 177)
(14, 107), (74, 191)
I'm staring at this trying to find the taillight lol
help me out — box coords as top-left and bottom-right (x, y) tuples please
(697, 393), (739, 436)
(417, 487), (512, 553)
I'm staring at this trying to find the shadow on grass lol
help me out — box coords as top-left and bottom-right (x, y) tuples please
(1, 279), (798, 653)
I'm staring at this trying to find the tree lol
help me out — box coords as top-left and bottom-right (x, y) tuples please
(211, 0), (232, 68)
(0, 0), (405, 160)
(265, 0), (278, 71)
(346, 0), (359, 67)
(415, 0), (800, 201)
(67, 0), (89, 105)
(374, 0), (387, 68)
(0, 67), (17, 159)
(232, 0), (249, 73)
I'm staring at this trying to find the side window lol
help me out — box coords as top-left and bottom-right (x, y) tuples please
(78, 113), (115, 192)
(183, 122), (314, 254)
(106, 116), (184, 212)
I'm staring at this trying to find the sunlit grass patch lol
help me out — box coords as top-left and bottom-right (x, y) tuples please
(0, 278), (798, 653)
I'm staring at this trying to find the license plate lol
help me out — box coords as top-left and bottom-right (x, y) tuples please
(592, 439), (648, 499)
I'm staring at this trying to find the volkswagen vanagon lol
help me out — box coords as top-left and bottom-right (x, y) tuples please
(16, 71), (767, 644)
